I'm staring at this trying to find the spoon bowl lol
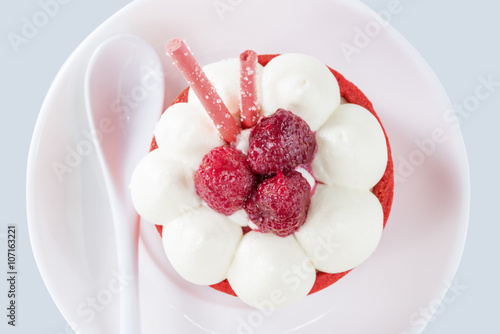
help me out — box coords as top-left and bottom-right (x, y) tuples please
(84, 34), (164, 334)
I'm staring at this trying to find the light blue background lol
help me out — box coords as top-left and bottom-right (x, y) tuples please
(1, 0), (498, 333)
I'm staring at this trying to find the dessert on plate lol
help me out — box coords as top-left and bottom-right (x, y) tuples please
(129, 38), (394, 310)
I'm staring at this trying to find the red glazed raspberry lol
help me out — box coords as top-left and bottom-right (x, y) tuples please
(244, 171), (311, 237)
(248, 109), (316, 175)
(195, 146), (257, 215)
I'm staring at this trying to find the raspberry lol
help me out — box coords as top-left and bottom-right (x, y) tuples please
(195, 146), (257, 215)
(244, 171), (311, 237)
(248, 109), (316, 175)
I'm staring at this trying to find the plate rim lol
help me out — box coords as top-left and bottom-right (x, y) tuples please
(26, 0), (470, 333)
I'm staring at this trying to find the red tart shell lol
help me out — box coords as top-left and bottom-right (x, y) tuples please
(150, 54), (394, 297)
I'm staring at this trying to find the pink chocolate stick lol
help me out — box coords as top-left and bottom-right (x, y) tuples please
(239, 50), (259, 128)
(166, 38), (240, 143)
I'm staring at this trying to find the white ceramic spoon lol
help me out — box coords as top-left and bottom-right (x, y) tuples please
(84, 34), (164, 334)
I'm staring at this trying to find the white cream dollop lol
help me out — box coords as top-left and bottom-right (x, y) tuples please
(227, 231), (315, 311)
(154, 103), (225, 170)
(312, 103), (388, 189)
(261, 53), (340, 131)
(162, 206), (243, 285)
(129, 149), (201, 225)
(234, 128), (252, 155)
(294, 185), (383, 273)
(188, 58), (264, 123)
(228, 209), (250, 227)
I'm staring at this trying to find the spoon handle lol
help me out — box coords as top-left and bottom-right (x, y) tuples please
(104, 182), (141, 334)
(91, 135), (142, 333)
(113, 194), (141, 334)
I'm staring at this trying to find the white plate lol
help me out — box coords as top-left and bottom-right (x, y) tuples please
(27, 0), (469, 333)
